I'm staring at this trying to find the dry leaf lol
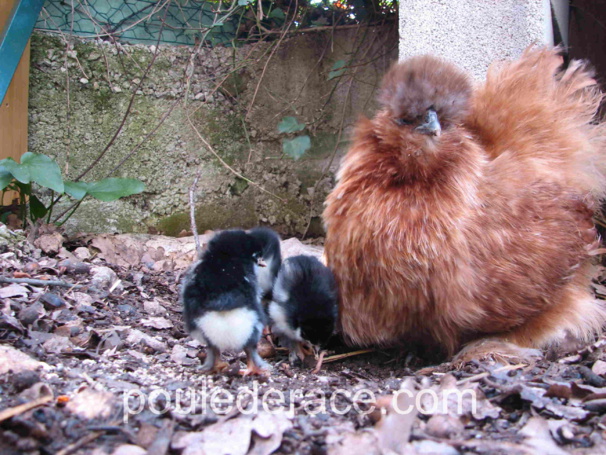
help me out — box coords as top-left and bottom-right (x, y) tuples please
(66, 388), (115, 419)
(0, 283), (30, 298)
(0, 345), (50, 374)
(141, 317), (173, 330)
(172, 418), (253, 455)
(248, 411), (293, 455)
(111, 445), (147, 455)
(375, 378), (417, 452)
(127, 329), (167, 352)
(592, 360), (606, 376)
(520, 417), (568, 455)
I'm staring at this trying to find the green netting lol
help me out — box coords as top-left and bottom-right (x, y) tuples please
(35, 0), (239, 46)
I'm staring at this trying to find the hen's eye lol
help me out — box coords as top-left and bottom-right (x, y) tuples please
(394, 118), (413, 126)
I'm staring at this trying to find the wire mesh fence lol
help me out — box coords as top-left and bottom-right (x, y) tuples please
(35, 0), (239, 46)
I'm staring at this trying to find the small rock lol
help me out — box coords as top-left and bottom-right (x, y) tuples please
(425, 414), (465, 439)
(73, 247), (92, 260)
(592, 360), (606, 376)
(58, 259), (91, 274)
(118, 304), (137, 316)
(34, 232), (64, 255)
(12, 370), (41, 393)
(141, 316), (173, 329)
(58, 247), (78, 261)
(111, 445), (146, 455)
(171, 344), (190, 365)
(90, 266), (118, 289)
(40, 293), (66, 310)
(19, 382), (53, 401)
(412, 440), (460, 455)
(258, 337), (276, 359)
(67, 388), (115, 419)
(0, 345), (50, 375)
(42, 334), (74, 354)
(80, 77), (89, 84)
(143, 300), (167, 315)
(71, 292), (94, 306)
(127, 329), (167, 352)
(18, 303), (45, 326)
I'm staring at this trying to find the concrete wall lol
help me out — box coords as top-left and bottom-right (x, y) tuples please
(27, 25), (397, 237)
(399, 0), (553, 80)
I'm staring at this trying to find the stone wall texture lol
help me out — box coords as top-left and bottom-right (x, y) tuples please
(399, 0), (553, 81)
(27, 25), (398, 236)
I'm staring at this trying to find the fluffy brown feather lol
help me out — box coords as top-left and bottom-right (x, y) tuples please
(323, 48), (606, 357)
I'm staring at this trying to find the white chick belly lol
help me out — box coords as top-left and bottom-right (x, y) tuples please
(268, 301), (303, 342)
(196, 308), (259, 352)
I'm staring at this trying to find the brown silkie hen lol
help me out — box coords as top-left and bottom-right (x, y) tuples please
(323, 47), (606, 359)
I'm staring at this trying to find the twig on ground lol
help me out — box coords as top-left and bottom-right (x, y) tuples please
(55, 431), (104, 455)
(189, 170), (202, 256)
(0, 394), (54, 423)
(0, 276), (85, 289)
(322, 349), (374, 364)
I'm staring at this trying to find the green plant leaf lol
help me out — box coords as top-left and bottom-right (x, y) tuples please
(277, 116), (306, 134)
(328, 60), (347, 80)
(86, 178), (145, 202)
(20, 152), (64, 193)
(328, 69), (346, 80)
(332, 60), (346, 70)
(13, 181), (31, 195)
(64, 181), (89, 200)
(29, 194), (47, 221)
(269, 8), (285, 19)
(0, 166), (13, 190)
(282, 135), (311, 160)
(0, 158), (29, 183)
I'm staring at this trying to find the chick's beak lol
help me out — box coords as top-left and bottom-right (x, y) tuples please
(256, 258), (267, 268)
(415, 109), (441, 136)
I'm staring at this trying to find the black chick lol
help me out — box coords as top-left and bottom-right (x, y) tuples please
(181, 230), (271, 375)
(268, 255), (338, 364)
(248, 227), (282, 300)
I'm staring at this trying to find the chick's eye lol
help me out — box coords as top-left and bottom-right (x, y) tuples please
(394, 118), (413, 126)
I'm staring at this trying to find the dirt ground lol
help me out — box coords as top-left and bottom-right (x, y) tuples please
(1, 230), (606, 455)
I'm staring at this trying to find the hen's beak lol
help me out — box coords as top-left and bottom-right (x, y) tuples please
(415, 109), (441, 136)
(257, 258), (267, 267)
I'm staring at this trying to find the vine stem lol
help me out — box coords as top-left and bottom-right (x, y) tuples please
(245, 0), (299, 120)
(74, 4), (170, 182)
(189, 170), (202, 256)
(185, 112), (285, 203)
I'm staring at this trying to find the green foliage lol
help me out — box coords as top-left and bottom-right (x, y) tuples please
(283, 135), (311, 160)
(0, 153), (145, 225)
(328, 59), (347, 80)
(277, 116), (306, 133)
(277, 116), (311, 160)
(86, 178), (145, 202)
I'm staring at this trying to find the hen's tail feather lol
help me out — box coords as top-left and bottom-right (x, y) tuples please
(468, 46), (606, 200)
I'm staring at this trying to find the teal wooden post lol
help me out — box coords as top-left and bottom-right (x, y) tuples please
(0, 0), (45, 105)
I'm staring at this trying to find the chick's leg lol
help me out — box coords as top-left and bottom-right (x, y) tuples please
(200, 346), (228, 373)
(240, 346), (272, 376)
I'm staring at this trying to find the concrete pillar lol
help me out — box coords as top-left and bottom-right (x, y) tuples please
(399, 0), (553, 80)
